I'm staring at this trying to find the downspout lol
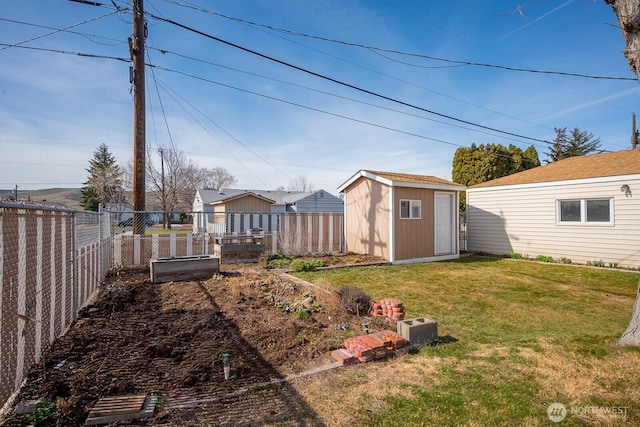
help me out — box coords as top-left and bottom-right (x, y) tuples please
(455, 192), (460, 255)
(389, 186), (395, 263)
(341, 192), (347, 252)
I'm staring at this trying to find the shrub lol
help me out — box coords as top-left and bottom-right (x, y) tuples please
(336, 286), (371, 316)
(536, 255), (554, 263)
(27, 400), (57, 425)
(561, 257), (572, 264)
(290, 259), (324, 272)
(295, 310), (310, 320)
(263, 253), (292, 269)
(508, 252), (522, 259)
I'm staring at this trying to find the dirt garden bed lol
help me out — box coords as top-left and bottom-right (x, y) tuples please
(2, 254), (392, 426)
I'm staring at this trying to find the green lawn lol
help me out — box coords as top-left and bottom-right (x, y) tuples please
(292, 256), (640, 426)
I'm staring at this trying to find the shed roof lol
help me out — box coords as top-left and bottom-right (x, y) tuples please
(470, 149), (640, 189)
(338, 170), (465, 192)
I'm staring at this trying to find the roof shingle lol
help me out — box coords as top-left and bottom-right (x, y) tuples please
(470, 149), (640, 188)
(364, 170), (460, 186)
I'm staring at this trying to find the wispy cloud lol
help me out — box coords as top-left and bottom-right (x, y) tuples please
(537, 87), (638, 122)
(499, 0), (577, 41)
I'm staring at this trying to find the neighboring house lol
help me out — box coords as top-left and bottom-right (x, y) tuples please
(337, 170), (465, 264)
(192, 188), (344, 233)
(466, 149), (640, 268)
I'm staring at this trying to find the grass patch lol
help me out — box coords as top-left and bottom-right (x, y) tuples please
(292, 256), (640, 425)
(144, 227), (192, 236)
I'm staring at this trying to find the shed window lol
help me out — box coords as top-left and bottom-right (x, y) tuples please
(400, 199), (421, 219)
(557, 199), (612, 225)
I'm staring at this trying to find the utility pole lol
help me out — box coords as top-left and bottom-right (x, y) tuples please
(131, 0), (146, 235)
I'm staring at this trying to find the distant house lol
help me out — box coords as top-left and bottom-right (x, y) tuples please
(337, 170), (465, 264)
(192, 188), (344, 233)
(466, 149), (640, 268)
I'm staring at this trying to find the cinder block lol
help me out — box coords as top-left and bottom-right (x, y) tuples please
(397, 317), (438, 345)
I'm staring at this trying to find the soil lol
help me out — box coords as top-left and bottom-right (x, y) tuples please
(2, 254), (391, 426)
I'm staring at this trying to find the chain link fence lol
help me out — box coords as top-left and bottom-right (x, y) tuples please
(0, 202), (112, 415)
(1, 206), (345, 413)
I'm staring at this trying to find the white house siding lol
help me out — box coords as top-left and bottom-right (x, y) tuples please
(294, 190), (344, 213)
(467, 176), (640, 268)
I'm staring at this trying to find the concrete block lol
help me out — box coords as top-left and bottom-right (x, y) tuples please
(13, 398), (44, 415)
(150, 255), (219, 283)
(397, 317), (438, 345)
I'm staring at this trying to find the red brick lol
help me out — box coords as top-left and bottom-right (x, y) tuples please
(331, 348), (359, 365)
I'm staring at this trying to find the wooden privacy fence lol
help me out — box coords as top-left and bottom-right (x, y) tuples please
(0, 203), (111, 415)
(112, 212), (344, 267)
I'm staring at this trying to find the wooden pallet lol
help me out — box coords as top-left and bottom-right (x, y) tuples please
(85, 395), (157, 425)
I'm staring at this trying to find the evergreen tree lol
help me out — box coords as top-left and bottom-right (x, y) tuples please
(452, 143), (540, 212)
(545, 127), (602, 162)
(80, 144), (123, 211)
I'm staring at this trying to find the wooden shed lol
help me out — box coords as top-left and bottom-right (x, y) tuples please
(338, 170), (465, 264)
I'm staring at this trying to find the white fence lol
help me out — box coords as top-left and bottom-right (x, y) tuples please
(111, 212), (344, 268)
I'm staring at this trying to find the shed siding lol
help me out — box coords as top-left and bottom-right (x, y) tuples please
(393, 187), (435, 261)
(222, 196), (273, 213)
(344, 177), (390, 259)
(467, 178), (640, 268)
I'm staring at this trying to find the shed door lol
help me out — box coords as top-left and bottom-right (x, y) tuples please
(435, 192), (454, 255)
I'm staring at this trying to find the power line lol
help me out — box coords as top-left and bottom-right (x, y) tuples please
(156, 78), (291, 184)
(0, 10), (120, 51)
(149, 65), (550, 168)
(146, 49), (177, 153)
(151, 64), (466, 148)
(159, 0), (635, 82)
(155, 81), (272, 186)
(0, 17), (127, 46)
(0, 37), (545, 149)
(0, 43), (130, 62)
(149, 46), (540, 146)
(146, 11), (553, 145)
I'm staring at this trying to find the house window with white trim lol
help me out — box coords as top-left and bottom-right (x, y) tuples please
(400, 199), (421, 219)
(557, 199), (612, 225)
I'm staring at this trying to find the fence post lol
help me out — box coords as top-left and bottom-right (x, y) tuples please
(98, 205), (103, 285)
(71, 211), (78, 322)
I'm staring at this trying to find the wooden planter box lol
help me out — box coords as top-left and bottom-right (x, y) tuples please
(150, 255), (219, 283)
(214, 243), (265, 264)
(213, 234), (265, 264)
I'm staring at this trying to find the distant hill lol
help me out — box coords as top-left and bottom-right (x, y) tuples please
(0, 188), (193, 212)
(0, 188), (83, 209)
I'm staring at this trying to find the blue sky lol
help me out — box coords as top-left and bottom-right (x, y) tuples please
(1, 0), (638, 195)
